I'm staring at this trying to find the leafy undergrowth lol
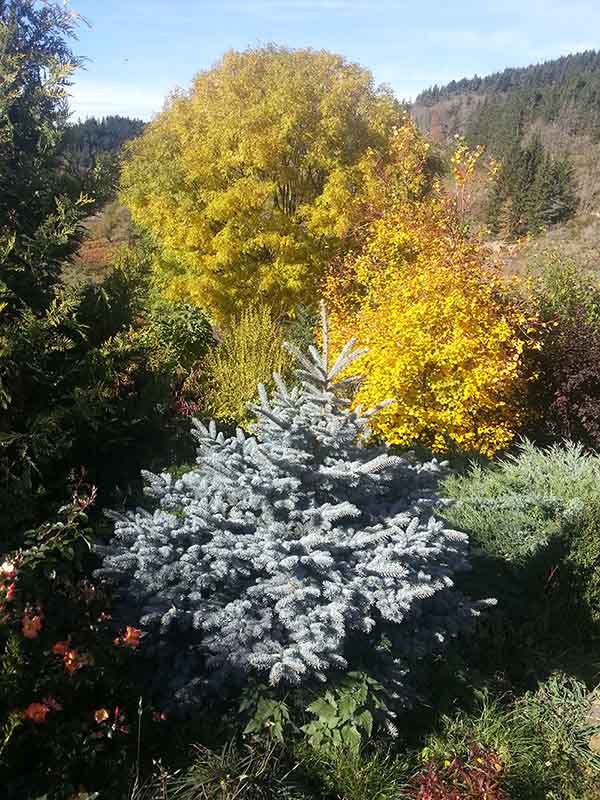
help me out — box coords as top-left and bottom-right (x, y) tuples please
(133, 673), (600, 800)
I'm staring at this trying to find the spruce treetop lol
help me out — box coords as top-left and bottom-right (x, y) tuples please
(99, 305), (489, 705)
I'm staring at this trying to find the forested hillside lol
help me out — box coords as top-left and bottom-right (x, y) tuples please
(60, 115), (145, 203)
(413, 51), (600, 238)
(416, 51), (600, 143)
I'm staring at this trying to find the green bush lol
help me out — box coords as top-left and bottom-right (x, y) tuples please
(141, 739), (312, 800)
(442, 439), (599, 565)
(527, 250), (600, 329)
(523, 251), (600, 451)
(203, 303), (293, 428)
(419, 675), (600, 800)
(565, 501), (600, 625)
(302, 745), (408, 800)
(301, 673), (394, 754)
(0, 7), (216, 796)
(1, 244), (212, 538)
(147, 298), (214, 372)
(441, 440), (600, 675)
(510, 673), (600, 799)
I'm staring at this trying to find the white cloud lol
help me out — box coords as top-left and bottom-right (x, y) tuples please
(68, 80), (174, 121)
(556, 41), (598, 55)
(426, 29), (530, 51)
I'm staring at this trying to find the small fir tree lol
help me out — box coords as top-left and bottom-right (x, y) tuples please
(98, 306), (490, 706)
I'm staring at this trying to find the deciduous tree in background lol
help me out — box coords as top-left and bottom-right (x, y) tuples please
(120, 45), (404, 321)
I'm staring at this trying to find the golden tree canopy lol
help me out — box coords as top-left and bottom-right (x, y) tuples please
(120, 46), (404, 321)
(325, 122), (539, 457)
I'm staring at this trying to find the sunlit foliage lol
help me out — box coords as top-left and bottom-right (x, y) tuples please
(203, 303), (292, 428)
(325, 123), (539, 456)
(120, 45), (404, 321)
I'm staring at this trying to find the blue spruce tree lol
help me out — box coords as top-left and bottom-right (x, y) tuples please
(98, 305), (490, 706)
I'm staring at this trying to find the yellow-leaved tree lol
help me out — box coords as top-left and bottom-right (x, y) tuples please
(324, 119), (539, 457)
(120, 46), (404, 321)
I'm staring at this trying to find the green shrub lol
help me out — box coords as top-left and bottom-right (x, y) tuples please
(203, 303), (293, 428)
(141, 739), (312, 800)
(1, 237), (215, 539)
(442, 439), (600, 565)
(441, 440), (600, 677)
(523, 251), (600, 450)
(0, 4), (217, 797)
(527, 250), (600, 329)
(147, 299), (214, 372)
(510, 673), (600, 799)
(565, 501), (600, 625)
(302, 745), (408, 800)
(420, 694), (514, 770)
(301, 673), (394, 754)
(419, 675), (600, 800)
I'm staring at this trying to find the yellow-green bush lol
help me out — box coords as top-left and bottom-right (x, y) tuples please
(325, 123), (539, 457)
(203, 304), (293, 428)
(120, 46), (404, 321)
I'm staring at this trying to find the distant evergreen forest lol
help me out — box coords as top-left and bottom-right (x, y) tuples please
(61, 115), (146, 203)
(416, 50), (600, 142)
(486, 134), (577, 236)
(413, 52), (600, 236)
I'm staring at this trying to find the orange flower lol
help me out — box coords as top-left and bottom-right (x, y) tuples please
(94, 708), (109, 723)
(52, 640), (70, 656)
(63, 648), (91, 674)
(114, 626), (142, 649)
(22, 612), (43, 639)
(5, 583), (15, 602)
(23, 702), (50, 724)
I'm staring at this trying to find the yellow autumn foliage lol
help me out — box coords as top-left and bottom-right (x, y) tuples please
(120, 46), (404, 322)
(203, 304), (293, 428)
(325, 122), (539, 457)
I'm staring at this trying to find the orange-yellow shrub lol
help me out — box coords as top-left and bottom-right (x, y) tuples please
(324, 122), (538, 457)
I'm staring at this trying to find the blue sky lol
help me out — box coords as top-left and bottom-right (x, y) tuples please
(68, 0), (600, 120)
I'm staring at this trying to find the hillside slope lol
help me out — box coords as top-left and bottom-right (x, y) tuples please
(412, 51), (600, 216)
